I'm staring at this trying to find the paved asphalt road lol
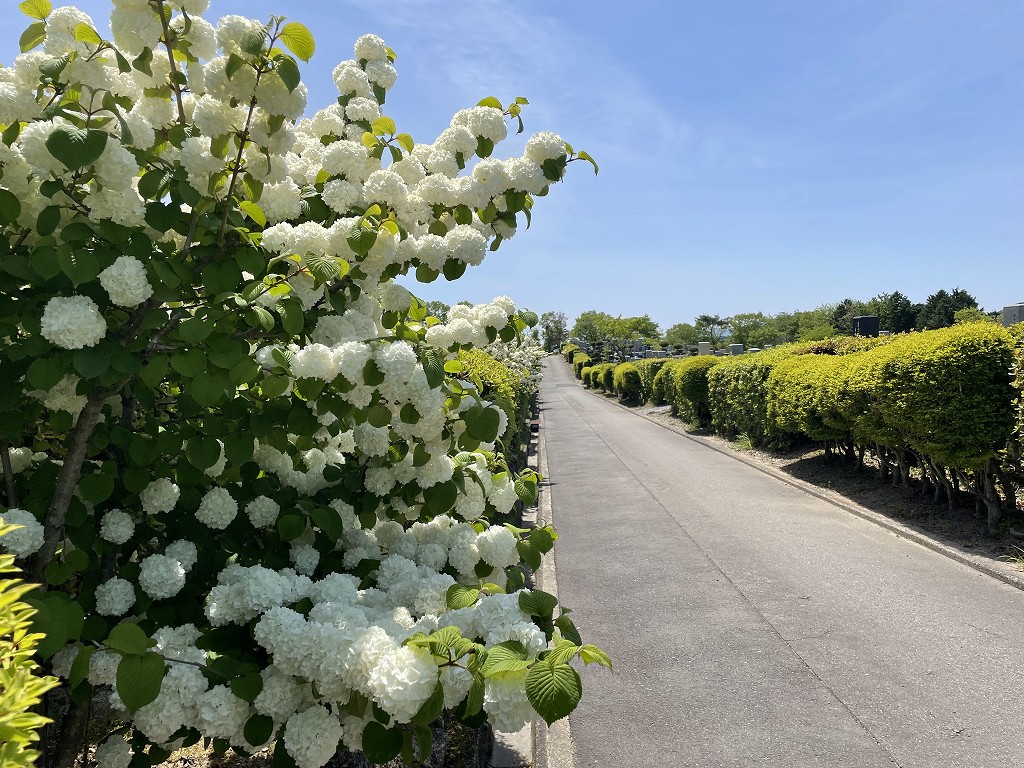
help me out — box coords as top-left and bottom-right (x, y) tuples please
(540, 356), (1024, 768)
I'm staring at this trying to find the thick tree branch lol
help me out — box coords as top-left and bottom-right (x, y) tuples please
(0, 439), (17, 508)
(29, 384), (125, 583)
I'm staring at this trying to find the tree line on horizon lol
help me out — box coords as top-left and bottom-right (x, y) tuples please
(538, 288), (1001, 352)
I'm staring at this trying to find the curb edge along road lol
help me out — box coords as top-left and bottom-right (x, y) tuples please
(532, 406), (575, 768)
(570, 359), (1024, 594)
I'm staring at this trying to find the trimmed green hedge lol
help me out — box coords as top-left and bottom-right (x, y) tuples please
(562, 343), (581, 364)
(459, 349), (534, 466)
(572, 353), (592, 379)
(633, 358), (672, 403)
(613, 362), (643, 403)
(672, 356), (721, 427)
(651, 359), (684, 406)
(707, 346), (797, 446)
(598, 363), (616, 392)
(580, 366), (596, 388)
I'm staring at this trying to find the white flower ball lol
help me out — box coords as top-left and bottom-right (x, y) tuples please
(95, 577), (136, 616)
(40, 296), (107, 350)
(139, 554), (186, 600)
(196, 487), (238, 529)
(139, 478), (179, 515)
(476, 526), (519, 569)
(165, 539), (198, 572)
(285, 705), (343, 768)
(0, 509), (44, 557)
(525, 131), (567, 164)
(246, 496), (280, 528)
(354, 34), (389, 63)
(94, 734), (133, 768)
(99, 510), (135, 545)
(98, 256), (153, 308)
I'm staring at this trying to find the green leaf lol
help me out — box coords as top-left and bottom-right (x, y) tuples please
(105, 622), (154, 655)
(191, 370), (229, 406)
(238, 200), (266, 228)
(519, 589), (558, 619)
(476, 137), (494, 158)
(279, 21), (315, 62)
(73, 22), (101, 45)
(78, 472), (114, 504)
(423, 348), (445, 387)
(529, 526), (554, 553)
(477, 96), (503, 110)
(424, 480), (457, 515)
(517, 539), (541, 572)
(399, 403), (420, 424)
(346, 224), (377, 255)
(411, 682), (444, 726)
(140, 356), (169, 389)
(275, 55), (300, 93)
(244, 714), (274, 748)
(27, 357), (65, 390)
(19, 0), (51, 20)
(231, 672), (264, 702)
(27, 592), (84, 658)
(46, 127), (108, 170)
(277, 513), (306, 541)
(186, 435), (222, 470)
(579, 644), (613, 670)
(0, 189), (22, 225)
(132, 47), (153, 76)
(305, 253), (346, 287)
(514, 475), (539, 506)
(372, 116), (396, 136)
(36, 205), (60, 236)
(116, 652), (165, 713)
(525, 658), (582, 725)
(19, 21), (46, 52)
(466, 406), (500, 442)
(73, 346), (112, 379)
(311, 505), (342, 542)
(171, 349), (207, 378)
(68, 645), (95, 691)
(395, 133), (414, 152)
(362, 722), (403, 764)
(577, 150), (599, 175)
(481, 640), (530, 677)
(445, 584), (480, 610)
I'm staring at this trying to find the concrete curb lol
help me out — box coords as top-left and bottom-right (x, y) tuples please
(565, 359), (1024, 593)
(531, 406), (575, 768)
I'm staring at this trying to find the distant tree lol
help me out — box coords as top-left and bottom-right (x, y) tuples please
(772, 311), (800, 343)
(694, 314), (730, 345)
(871, 291), (916, 333)
(953, 307), (996, 325)
(663, 322), (699, 348)
(728, 312), (777, 348)
(426, 300), (450, 322)
(796, 306), (837, 341)
(917, 288), (978, 329)
(539, 311), (569, 352)
(570, 310), (615, 345)
(830, 298), (871, 335)
(619, 314), (661, 343)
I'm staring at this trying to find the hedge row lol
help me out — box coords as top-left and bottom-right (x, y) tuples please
(567, 324), (1024, 531)
(459, 349), (536, 471)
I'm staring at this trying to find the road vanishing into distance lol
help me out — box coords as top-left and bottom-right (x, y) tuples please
(540, 356), (1024, 768)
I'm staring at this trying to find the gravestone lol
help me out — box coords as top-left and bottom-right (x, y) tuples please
(697, 341), (713, 356)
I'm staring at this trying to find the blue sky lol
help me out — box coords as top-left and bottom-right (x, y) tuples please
(4, 1), (1021, 331)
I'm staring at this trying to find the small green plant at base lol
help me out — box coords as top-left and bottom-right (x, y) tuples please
(1000, 545), (1024, 571)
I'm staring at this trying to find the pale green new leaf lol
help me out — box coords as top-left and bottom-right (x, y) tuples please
(239, 200), (266, 228)
(73, 22), (102, 45)
(279, 21), (315, 62)
(19, 0), (51, 20)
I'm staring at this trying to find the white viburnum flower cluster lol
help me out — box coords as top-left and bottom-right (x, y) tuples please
(0, 508), (45, 557)
(39, 296), (107, 350)
(0, 3), (593, 761)
(98, 256), (154, 307)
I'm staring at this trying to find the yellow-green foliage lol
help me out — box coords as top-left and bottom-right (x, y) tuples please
(562, 344), (581, 363)
(580, 366), (595, 387)
(0, 524), (59, 768)
(763, 324), (1016, 470)
(598, 363), (616, 392)
(572, 354), (592, 379)
(613, 362), (643, 403)
(672, 357), (721, 427)
(707, 346), (797, 446)
(633, 358), (672, 403)
(651, 359), (685, 406)
(458, 350), (533, 455)
(766, 355), (850, 442)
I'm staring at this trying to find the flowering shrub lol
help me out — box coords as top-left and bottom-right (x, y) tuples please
(0, 1), (607, 765)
